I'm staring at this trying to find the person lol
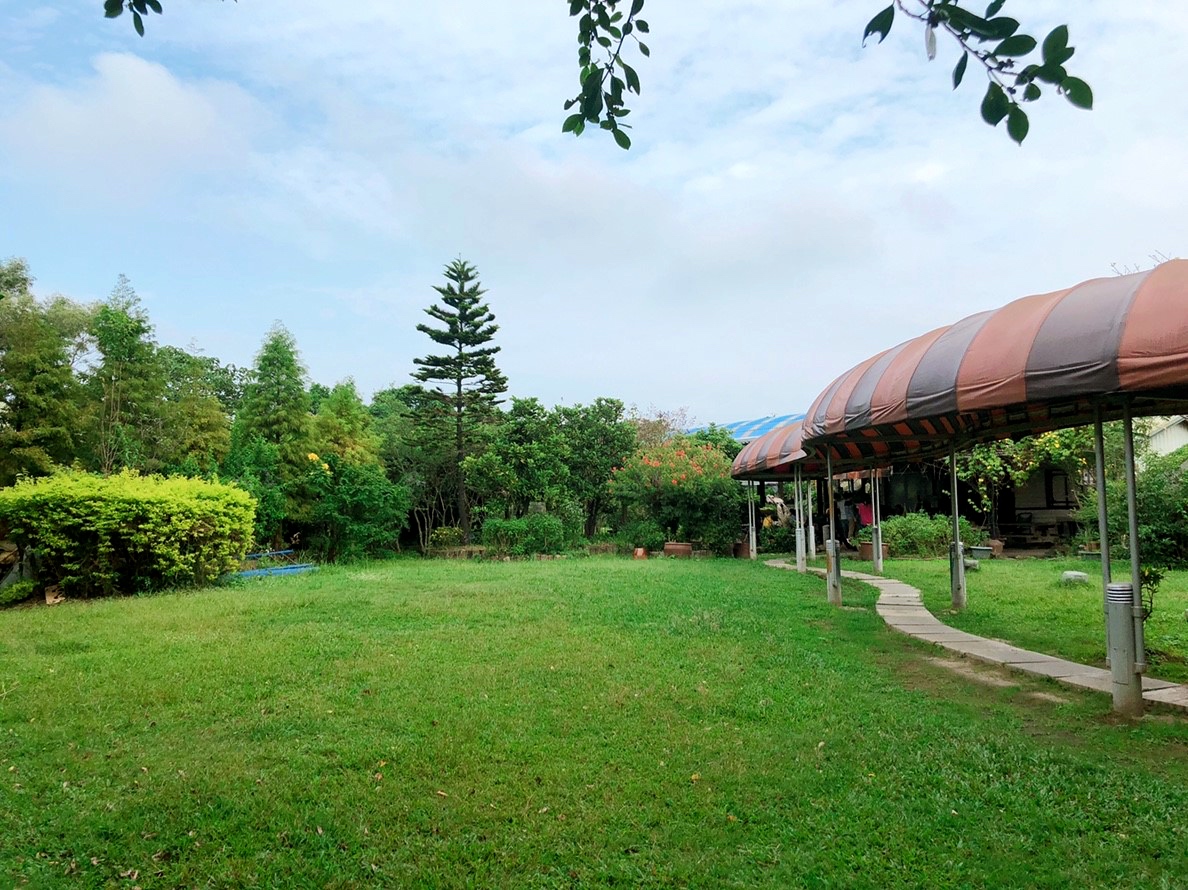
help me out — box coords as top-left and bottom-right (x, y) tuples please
(838, 496), (855, 549)
(856, 500), (873, 529)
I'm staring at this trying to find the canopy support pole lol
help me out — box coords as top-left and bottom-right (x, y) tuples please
(949, 444), (967, 610)
(747, 481), (757, 560)
(807, 479), (817, 560)
(1105, 403), (1146, 716)
(871, 468), (884, 574)
(1093, 406), (1112, 661)
(826, 450), (842, 605)
(794, 466), (806, 572)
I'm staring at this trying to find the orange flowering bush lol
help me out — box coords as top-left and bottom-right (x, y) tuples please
(608, 437), (743, 554)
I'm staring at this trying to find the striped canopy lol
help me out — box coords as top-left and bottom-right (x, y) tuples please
(803, 261), (1188, 463)
(731, 421), (887, 480)
(731, 422), (815, 479)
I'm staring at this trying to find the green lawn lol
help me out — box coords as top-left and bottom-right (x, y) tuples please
(3, 557), (1188, 888)
(831, 554), (1188, 683)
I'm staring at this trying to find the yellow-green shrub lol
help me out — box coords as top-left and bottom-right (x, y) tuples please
(0, 470), (255, 596)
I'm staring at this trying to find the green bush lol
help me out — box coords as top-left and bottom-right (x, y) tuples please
(0, 470), (255, 597)
(877, 512), (988, 558)
(1080, 446), (1188, 568)
(429, 526), (464, 548)
(481, 514), (567, 556)
(615, 518), (666, 552)
(302, 455), (411, 562)
(759, 523), (796, 553)
(0, 578), (37, 607)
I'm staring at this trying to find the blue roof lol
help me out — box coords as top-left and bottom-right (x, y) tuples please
(689, 413), (806, 443)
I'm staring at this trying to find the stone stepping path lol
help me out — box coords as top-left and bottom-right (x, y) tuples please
(766, 560), (1188, 713)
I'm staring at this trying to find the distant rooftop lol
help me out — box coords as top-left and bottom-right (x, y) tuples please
(689, 413), (805, 444)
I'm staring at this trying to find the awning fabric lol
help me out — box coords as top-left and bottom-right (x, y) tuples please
(693, 413), (806, 443)
(731, 421), (887, 480)
(802, 261), (1188, 463)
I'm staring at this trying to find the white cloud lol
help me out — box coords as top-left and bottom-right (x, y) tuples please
(4, 1), (1188, 423)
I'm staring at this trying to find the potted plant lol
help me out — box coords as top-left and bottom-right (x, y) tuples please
(854, 525), (888, 561)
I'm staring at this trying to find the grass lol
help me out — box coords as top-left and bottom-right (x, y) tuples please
(1, 557), (1187, 887)
(825, 553), (1188, 683)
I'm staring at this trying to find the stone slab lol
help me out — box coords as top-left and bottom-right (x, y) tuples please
(1143, 686), (1188, 709)
(1056, 672), (1115, 693)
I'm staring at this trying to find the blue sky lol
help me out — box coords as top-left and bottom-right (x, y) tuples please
(3, 1), (1187, 425)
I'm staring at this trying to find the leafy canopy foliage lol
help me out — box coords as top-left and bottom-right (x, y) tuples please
(101, 1), (1089, 147)
(609, 436), (743, 554)
(0, 291), (81, 485)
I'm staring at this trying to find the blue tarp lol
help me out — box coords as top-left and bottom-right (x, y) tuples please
(689, 413), (805, 443)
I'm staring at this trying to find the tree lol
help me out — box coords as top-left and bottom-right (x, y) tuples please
(412, 259), (508, 542)
(0, 257), (34, 303)
(83, 275), (165, 475)
(464, 397), (571, 522)
(154, 345), (233, 474)
(0, 292), (81, 485)
(237, 324), (313, 520)
(312, 379), (381, 466)
(101, 1), (1089, 146)
(556, 397), (637, 536)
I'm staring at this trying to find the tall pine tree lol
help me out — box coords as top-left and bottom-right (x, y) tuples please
(412, 259), (507, 542)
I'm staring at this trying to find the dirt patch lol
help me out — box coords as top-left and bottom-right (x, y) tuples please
(924, 656), (1019, 688)
(1026, 690), (1071, 704)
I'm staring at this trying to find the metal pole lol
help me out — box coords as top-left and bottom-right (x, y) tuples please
(794, 466), (806, 573)
(1093, 407), (1112, 658)
(1122, 403), (1146, 674)
(807, 479), (817, 560)
(826, 450), (842, 605)
(872, 468), (884, 574)
(949, 444), (967, 610)
(748, 481), (758, 560)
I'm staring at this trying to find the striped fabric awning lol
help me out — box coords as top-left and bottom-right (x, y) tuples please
(802, 261), (1188, 463)
(731, 421), (888, 480)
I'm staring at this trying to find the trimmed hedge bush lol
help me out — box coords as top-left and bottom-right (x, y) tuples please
(860, 512), (987, 557)
(481, 514), (566, 556)
(0, 470), (256, 597)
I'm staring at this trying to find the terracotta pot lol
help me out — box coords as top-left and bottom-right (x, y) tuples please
(633, 547), (648, 560)
(663, 541), (693, 558)
(858, 542), (889, 561)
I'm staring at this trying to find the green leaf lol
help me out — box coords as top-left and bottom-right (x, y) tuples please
(1023, 82), (1041, 101)
(132, 0), (147, 14)
(103, 0), (124, 19)
(952, 52), (969, 89)
(569, 1), (585, 16)
(862, 5), (894, 45)
(1041, 25), (1069, 64)
(994, 35), (1036, 56)
(613, 128), (631, 150)
(984, 0), (1005, 16)
(621, 61), (640, 94)
(984, 16), (1019, 40)
(132, 9), (144, 35)
(635, 19), (649, 33)
(980, 82), (1009, 125)
(562, 113), (584, 133)
(1062, 76), (1093, 109)
(146, 0), (162, 12)
(638, 42), (650, 57)
(630, 0), (644, 15)
(1006, 105), (1029, 144)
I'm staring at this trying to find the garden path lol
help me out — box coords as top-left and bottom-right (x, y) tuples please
(766, 560), (1188, 714)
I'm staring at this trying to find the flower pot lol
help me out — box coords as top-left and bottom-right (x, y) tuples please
(970, 545), (992, 560)
(858, 542), (889, 561)
(633, 547), (648, 560)
(663, 541), (693, 558)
